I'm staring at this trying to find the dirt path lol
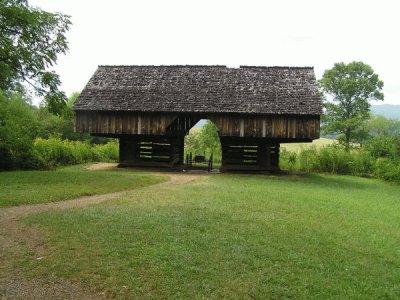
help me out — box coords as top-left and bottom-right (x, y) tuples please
(0, 166), (205, 299)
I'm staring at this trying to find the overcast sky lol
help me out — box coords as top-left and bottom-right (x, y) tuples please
(30, 0), (400, 105)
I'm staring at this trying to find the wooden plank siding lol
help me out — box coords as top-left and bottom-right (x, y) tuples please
(208, 115), (320, 140)
(76, 111), (320, 141)
(75, 111), (177, 136)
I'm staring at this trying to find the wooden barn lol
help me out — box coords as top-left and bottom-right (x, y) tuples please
(73, 65), (322, 171)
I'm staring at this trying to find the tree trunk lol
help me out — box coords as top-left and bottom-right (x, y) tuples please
(345, 128), (351, 151)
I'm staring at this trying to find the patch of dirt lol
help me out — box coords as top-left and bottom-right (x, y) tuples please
(0, 277), (107, 300)
(159, 172), (206, 186)
(0, 168), (206, 299)
(83, 162), (118, 171)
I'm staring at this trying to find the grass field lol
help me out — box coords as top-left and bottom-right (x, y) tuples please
(0, 165), (166, 207)
(281, 138), (335, 152)
(19, 172), (400, 298)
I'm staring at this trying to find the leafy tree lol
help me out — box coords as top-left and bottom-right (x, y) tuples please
(184, 129), (201, 155)
(198, 120), (221, 157)
(0, 0), (71, 115)
(0, 89), (39, 169)
(184, 121), (222, 162)
(319, 61), (384, 150)
(35, 92), (93, 141)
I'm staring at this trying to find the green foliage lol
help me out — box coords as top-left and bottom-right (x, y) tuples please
(319, 61), (384, 149)
(0, 89), (39, 169)
(0, 0), (71, 115)
(34, 92), (90, 141)
(297, 146), (319, 172)
(365, 135), (400, 159)
(32, 137), (119, 169)
(317, 145), (351, 174)
(92, 140), (119, 162)
(184, 129), (201, 155)
(366, 115), (400, 137)
(35, 107), (75, 140)
(0, 90), (109, 170)
(374, 158), (400, 181)
(184, 121), (222, 162)
(199, 121), (221, 155)
(349, 149), (374, 177)
(280, 139), (399, 181)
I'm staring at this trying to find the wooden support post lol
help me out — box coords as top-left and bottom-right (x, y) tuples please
(257, 143), (268, 168)
(119, 136), (138, 165)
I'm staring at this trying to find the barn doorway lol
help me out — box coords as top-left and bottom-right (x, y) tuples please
(184, 119), (221, 171)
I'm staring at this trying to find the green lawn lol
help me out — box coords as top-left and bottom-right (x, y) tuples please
(22, 173), (400, 298)
(0, 165), (166, 207)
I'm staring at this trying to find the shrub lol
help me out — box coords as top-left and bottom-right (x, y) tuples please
(280, 149), (297, 170)
(374, 158), (400, 181)
(280, 145), (381, 178)
(349, 149), (374, 176)
(297, 146), (319, 172)
(32, 137), (119, 169)
(92, 140), (119, 162)
(317, 145), (351, 174)
(365, 135), (400, 159)
(0, 91), (40, 170)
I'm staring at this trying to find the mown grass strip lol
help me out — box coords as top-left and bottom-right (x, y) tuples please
(0, 165), (166, 207)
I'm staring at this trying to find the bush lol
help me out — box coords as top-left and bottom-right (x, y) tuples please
(32, 137), (119, 169)
(92, 140), (119, 162)
(297, 146), (319, 172)
(349, 149), (374, 177)
(374, 158), (400, 181)
(317, 145), (352, 174)
(280, 145), (392, 179)
(365, 135), (400, 159)
(280, 149), (297, 170)
(0, 91), (40, 170)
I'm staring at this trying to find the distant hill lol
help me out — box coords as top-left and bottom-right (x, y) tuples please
(371, 104), (400, 119)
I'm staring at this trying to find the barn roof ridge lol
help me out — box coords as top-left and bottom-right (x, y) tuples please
(98, 65), (227, 68)
(97, 65), (314, 70)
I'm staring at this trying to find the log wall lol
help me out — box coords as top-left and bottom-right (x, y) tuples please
(119, 135), (184, 168)
(220, 137), (280, 171)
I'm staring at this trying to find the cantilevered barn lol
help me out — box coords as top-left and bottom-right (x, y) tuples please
(73, 65), (322, 171)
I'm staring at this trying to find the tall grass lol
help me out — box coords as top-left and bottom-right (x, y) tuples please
(280, 144), (400, 181)
(32, 137), (118, 169)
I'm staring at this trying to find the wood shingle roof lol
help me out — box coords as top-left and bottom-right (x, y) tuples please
(73, 65), (322, 115)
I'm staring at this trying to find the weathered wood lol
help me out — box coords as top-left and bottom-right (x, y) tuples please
(76, 112), (177, 136)
(208, 115), (319, 140)
(219, 137), (280, 171)
(118, 135), (185, 168)
(76, 111), (320, 142)
(76, 111), (318, 170)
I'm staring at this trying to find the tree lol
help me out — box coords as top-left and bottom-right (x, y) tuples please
(319, 61), (384, 150)
(0, 0), (71, 115)
(0, 89), (39, 169)
(199, 121), (221, 155)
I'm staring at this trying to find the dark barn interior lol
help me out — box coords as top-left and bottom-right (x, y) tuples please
(73, 65), (322, 171)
